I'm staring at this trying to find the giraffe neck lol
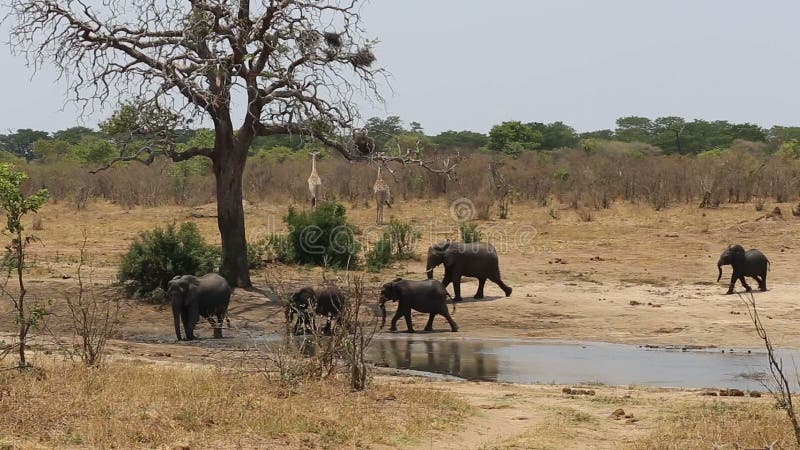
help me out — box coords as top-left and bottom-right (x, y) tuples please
(311, 154), (317, 175)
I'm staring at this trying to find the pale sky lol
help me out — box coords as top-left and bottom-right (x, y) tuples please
(2, 1), (800, 134)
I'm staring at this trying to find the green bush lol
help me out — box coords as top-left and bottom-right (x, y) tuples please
(365, 219), (420, 272)
(284, 202), (360, 268)
(460, 222), (482, 243)
(384, 218), (420, 259)
(365, 237), (393, 272)
(248, 233), (294, 268)
(118, 222), (219, 297)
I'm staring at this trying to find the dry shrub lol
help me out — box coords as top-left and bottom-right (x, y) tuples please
(754, 196), (766, 212)
(17, 144), (800, 212)
(576, 207), (593, 222)
(31, 215), (43, 231)
(631, 401), (793, 450)
(0, 359), (470, 449)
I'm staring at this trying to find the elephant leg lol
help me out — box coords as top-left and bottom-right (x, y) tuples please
(740, 276), (752, 292)
(441, 308), (459, 332)
(424, 313), (436, 331)
(213, 315), (224, 339)
(404, 311), (415, 333)
(490, 273), (513, 297)
(441, 273), (452, 289)
(185, 308), (199, 340)
(474, 278), (486, 299)
(390, 309), (404, 332)
(452, 275), (463, 302)
(761, 273), (768, 291)
(726, 273), (736, 295)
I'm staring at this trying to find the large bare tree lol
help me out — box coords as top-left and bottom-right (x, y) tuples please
(7, 0), (455, 287)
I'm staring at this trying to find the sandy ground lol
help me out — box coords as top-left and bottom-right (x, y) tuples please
(1, 199), (798, 448)
(9, 198), (796, 348)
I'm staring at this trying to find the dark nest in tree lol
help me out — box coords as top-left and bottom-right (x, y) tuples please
(353, 131), (375, 155)
(348, 48), (376, 68)
(323, 32), (342, 48)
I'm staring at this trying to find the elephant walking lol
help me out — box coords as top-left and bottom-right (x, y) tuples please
(426, 241), (512, 301)
(168, 273), (231, 341)
(717, 245), (770, 295)
(287, 286), (347, 335)
(379, 278), (458, 333)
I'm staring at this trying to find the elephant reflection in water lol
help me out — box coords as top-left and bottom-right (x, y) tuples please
(373, 339), (497, 381)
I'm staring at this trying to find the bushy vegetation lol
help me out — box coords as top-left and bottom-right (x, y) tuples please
(459, 222), (482, 243)
(284, 202), (360, 268)
(118, 222), (219, 297)
(3, 114), (800, 214)
(247, 233), (294, 269)
(365, 219), (420, 272)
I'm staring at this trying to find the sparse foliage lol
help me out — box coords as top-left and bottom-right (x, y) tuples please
(0, 163), (49, 367)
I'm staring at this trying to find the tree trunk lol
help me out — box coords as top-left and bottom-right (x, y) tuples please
(214, 137), (251, 288)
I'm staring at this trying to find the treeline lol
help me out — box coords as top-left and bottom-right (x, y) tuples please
(5, 114), (800, 164)
(2, 114), (800, 213)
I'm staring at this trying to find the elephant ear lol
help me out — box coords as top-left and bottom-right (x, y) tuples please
(444, 250), (457, 268)
(432, 241), (450, 252)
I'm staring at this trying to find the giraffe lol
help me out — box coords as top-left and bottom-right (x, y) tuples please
(307, 152), (322, 209)
(373, 166), (391, 224)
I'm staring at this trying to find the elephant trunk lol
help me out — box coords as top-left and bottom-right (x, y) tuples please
(717, 263), (723, 283)
(171, 300), (183, 341)
(379, 298), (387, 328)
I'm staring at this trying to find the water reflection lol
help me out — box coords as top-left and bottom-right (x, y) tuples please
(370, 338), (498, 381)
(367, 337), (799, 390)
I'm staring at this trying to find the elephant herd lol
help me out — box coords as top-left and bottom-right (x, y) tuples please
(169, 241), (770, 340)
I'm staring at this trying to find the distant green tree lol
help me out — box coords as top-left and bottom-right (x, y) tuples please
(768, 126), (800, 144)
(0, 129), (50, 161)
(431, 130), (488, 150)
(408, 121), (424, 133)
(728, 123), (767, 142)
(615, 116), (653, 143)
(651, 116), (686, 154)
(365, 116), (405, 151)
(52, 126), (97, 144)
(580, 129), (615, 140)
(488, 121), (542, 156)
(32, 139), (71, 162)
(527, 121), (579, 150)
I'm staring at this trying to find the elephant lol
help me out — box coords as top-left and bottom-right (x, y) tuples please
(168, 273), (231, 341)
(379, 278), (458, 333)
(717, 244), (770, 295)
(426, 241), (512, 301)
(287, 286), (347, 335)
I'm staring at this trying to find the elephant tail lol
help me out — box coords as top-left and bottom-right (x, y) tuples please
(379, 300), (387, 328)
(445, 291), (456, 315)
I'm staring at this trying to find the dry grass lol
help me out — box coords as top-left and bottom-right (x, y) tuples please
(630, 400), (796, 450)
(0, 358), (471, 449)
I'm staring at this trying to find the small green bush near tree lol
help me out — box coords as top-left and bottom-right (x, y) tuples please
(284, 202), (360, 268)
(366, 218), (420, 272)
(118, 222), (219, 298)
(459, 222), (482, 243)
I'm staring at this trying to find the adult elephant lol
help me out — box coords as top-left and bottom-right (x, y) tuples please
(426, 241), (512, 301)
(168, 273), (232, 341)
(717, 244), (770, 295)
(379, 278), (458, 333)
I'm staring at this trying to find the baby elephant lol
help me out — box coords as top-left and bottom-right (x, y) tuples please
(287, 286), (347, 335)
(717, 244), (770, 295)
(379, 278), (458, 333)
